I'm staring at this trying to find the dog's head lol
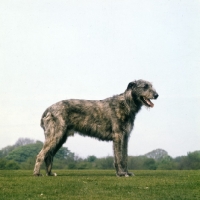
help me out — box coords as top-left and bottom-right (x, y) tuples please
(126, 79), (158, 108)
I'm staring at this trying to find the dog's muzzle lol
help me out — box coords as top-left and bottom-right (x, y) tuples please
(154, 93), (159, 99)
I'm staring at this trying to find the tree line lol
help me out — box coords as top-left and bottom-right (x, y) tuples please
(0, 138), (200, 170)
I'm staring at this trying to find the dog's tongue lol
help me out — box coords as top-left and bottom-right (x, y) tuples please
(146, 98), (154, 107)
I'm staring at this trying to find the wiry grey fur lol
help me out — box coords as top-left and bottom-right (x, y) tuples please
(33, 79), (158, 177)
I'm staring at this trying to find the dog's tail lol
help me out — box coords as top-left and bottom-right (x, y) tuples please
(40, 110), (57, 139)
(40, 109), (48, 129)
(40, 109), (54, 130)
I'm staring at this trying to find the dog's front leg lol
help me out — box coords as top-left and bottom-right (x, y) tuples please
(121, 134), (134, 177)
(113, 133), (131, 177)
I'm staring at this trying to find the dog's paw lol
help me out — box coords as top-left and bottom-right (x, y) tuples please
(46, 172), (57, 176)
(33, 173), (43, 177)
(127, 172), (134, 176)
(116, 172), (134, 177)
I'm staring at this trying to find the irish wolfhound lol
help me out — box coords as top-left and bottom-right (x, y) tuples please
(34, 79), (158, 177)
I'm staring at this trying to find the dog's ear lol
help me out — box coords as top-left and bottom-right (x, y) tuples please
(127, 81), (137, 90)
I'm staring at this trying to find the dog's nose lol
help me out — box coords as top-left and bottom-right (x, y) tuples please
(154, 93), (159, 99)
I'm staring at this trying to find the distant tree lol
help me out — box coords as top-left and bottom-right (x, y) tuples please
(55, 146), (74, 160)
(96, 156), (113, 169)
(21, 157), (40, 170)
(174, 151), (200, 170)
(187, 151), (200, 169)
(0, 158), (7, 169)
(128, 156), (157, 170)
(5, 160), (20, 170)
(6, 141), (43, 163)
(76, 161), (90, 169)
(53, 149), (75, 169)
(145, 149), (168, 160)
(14, 138), (35, 147)
(156, 156), (176, 170)
(0, 138), (36, 158)
(0, 158), (20, 170)
(128, 156), (146, 170)
(0, 145), (16, 158)
(68, 163), (76, 169)
(143, 158), (157, 170)
(174, 156), (188, 170)
(87, 155), (97, 162)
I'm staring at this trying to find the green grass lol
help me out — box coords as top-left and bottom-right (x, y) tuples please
(0, 170), (200, 200)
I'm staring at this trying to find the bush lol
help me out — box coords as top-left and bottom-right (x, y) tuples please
(5, 160), (20, 170)
(0, 159), (20, 170)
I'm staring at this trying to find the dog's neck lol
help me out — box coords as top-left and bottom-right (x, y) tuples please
(124, 90), (142, 114)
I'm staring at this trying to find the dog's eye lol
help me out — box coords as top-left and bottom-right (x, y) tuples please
(144, 84), (148, 90)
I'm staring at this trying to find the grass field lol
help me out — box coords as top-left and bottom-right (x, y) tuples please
(0, 170), (200, 200)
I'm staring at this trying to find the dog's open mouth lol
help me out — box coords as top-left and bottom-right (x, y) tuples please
(141, 97), (154, 108)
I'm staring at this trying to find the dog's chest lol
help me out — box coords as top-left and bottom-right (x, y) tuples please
(123, 121), (133, 134)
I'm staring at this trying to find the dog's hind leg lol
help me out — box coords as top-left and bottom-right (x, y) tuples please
(33, 112), (67, 176)
(44, 132), (68, 176)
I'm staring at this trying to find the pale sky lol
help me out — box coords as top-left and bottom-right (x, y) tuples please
(0, 0), (200, 158)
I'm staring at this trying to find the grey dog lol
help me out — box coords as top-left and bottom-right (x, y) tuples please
(33, 79), (158, 177)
